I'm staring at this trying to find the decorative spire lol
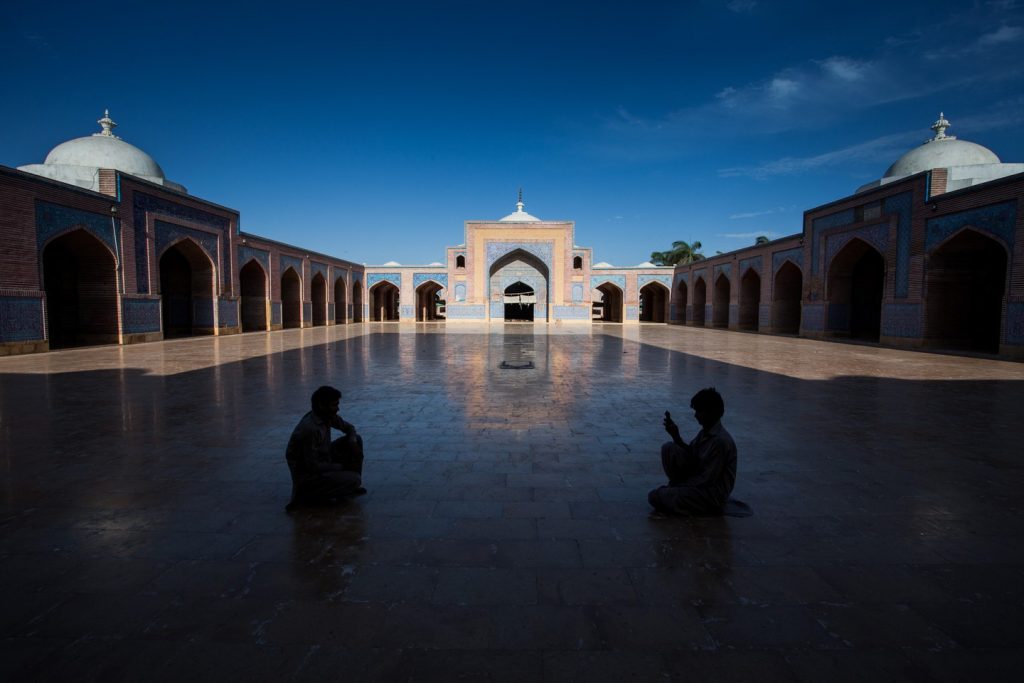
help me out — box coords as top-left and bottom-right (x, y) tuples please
(94, 109), (120, 139)
(928, 112), (954, 142)
(516, 187), (524, 213)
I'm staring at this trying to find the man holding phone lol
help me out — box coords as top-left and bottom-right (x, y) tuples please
(649, 387), (737, 516)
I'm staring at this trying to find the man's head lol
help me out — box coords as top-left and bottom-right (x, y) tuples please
(690, 387), (724, 428)
(311, 385), (342, 419)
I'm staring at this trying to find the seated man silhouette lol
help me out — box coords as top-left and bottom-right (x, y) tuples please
(648, 387), (737, 516)
(285, 385), (366, 511)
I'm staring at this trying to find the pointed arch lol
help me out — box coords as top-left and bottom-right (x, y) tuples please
(593, 281), (623, 323)
(334, 275), (347, 324)
(415, 279), (446, 321)
(639, 281), (670, 323)
(42, 228), (119, 348)
(925, 228), (1008, 353)
(281, 266), (302, 329)
(826, 237), (884, 340)
(370, 280), (400, 321)
(489, 248), (549, 322)
(311, 272), (327, 326)
(771, 260), (802, 334)
(239, 258), (268, 332)
(159, 237), (216, 337)
(352, 280), (364, 322)
(738, 267), (761, 331)
(676, 279), (688, 324)
(712, 272), (730, 328)
(692, 276), (707, 326)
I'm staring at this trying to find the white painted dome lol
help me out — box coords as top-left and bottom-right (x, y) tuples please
(883, 113), (999, 178)
(499, 192), (540, 222)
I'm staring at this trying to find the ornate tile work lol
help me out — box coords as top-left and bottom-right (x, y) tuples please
(445, 304), (486, 319)
(414, 273), (448, 289)
(638, 274), (672, 288)
(691, 268), (709, 285)
(121, 298), (160, 334)
(738, 255), (763, 276)
(36, 200), (117, 254)
(400, 305), (414, 319)
(302, 303), (312, 322)
(590, 275), (626, 290)
(553, 305), (590, 320)
(825, 223), (889, 272)
(626, 305), (639, 320)
(1006, 302), (1024, 345)
(454, 284), (466, 301)
(155, 220), (219, 269)
(827, 304), (850, 332)
(759, 304), (771, 329)
(811, 208), (856, 274)
(489, 302), (504, 318)
(484, 241), (553, 273)
(193, 298), (215, 327)
(772, 247), (803, 274)
(802, 303), (825, 331)
(704, 304), (713, 322)
(327, 303), (335, 320)
(535, 304), (547, 319)
(238, 246), (270, 273)
(310, 262), (328, 280)
(133, 192), (230, 294)
(367, 273), (401, 289)
(493, 274), (546, 298)
(884, 192), (913, 298)
(271, 302), (282, 325)
(713, 263), (732, 282)
(280, 255), (304, 276)
(572, 284), (584, 302)
(0, 296), (44, 342)
(925, 200), (1017, 253)
(881, 303), (922, 338)
(674, 272), (689, 286)
(218, 299), (238, 328)
(729, 304), (738, 326)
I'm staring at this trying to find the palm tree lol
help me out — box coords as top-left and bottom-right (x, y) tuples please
(650, 240), (705, 266)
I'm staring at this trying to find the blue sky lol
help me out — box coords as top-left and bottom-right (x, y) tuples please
(3, 0), (1022, 265)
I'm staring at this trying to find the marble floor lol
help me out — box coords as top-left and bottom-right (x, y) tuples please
(2, 323), (1023, 681)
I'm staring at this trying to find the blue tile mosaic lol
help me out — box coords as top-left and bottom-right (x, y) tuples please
(271, 302), (282, 325)
(155, 220), (219, 272)
(590, 275), (626, 290)
(827, 304), (850, 332)
(489, 301), (504, 318)
(400, 305), (414, 319)
(367, 273), (401, 289)
(0, 296), (44, 342)
(729, 304), (738, 326)
(485, 242), (553, 273)
(238, 246), (270, 274)
(759, 304), (771, 329)
(36, 200), (117, 254)
(802, 303), (825, 331)
(553, 305), (590, 319)
(825, 223), (889, 272)
(884, 192), (913, 298)
(925, 200), (1017, 253)
(446, 304), (486, 319)
(572, 284), (584, 302)
(674, 272), (689, 286)
(280, 255), (304, 277)
(638, 274), (672, 289)
(691, 268), (709, 285)
(739, 255), (763, 277)
(811, 208), (856, 274)
(626, 305), (639, 320)
(772, 247), (803, 275)
(302, 303), (312, 322)
(218, 299), (238, 328)
(1006, 302), (1024, 346)
(413, 273), (448, 290)
(713, 263), (732, 282)
(121, 298), (160, 334)
(454, 284), (466, 301)
(881, 303), (922, 338)
(311, 262), (328, 280)
(133, 192), (230, 295)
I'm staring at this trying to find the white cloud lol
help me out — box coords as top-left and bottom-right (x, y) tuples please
(729, 207), (783, 219)
(977, 24), (1023, 46)
(819, 56), (869, 82)
(727, 0), (757, 13)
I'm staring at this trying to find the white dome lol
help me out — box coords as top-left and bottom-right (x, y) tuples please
(45, 134), (165, 180)
(883, 113), (999, 178)
(884, 138), (1000, 178)
(499, 193), (540, 222)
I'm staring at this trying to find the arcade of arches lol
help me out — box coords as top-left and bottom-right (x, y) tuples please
(827, 239), (884, 342)
(594, 282), (623, 323)
(311, 273), (327, 326)
(42, 230), (118, 349)
(416, 280), (445, 321)
(159, 240), (215, 338)
(371, 282), (400, 321)
(281, 268), (302, 329)
(239, 260), (267, 332)
(639, 282), (669, 323)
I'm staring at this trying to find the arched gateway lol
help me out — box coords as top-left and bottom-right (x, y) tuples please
(488, 248), (548, 322)
(43, 229), (119, 348)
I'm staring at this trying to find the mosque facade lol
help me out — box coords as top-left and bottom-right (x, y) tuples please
(1, 113), (1022, 358)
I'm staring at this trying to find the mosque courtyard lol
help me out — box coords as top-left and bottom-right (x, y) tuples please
(1, 324), (1023, 681)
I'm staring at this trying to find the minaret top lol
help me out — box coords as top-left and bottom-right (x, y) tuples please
(94, 109), (120, 139)
(516, 187), (524, 213)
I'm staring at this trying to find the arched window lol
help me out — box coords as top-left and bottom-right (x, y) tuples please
(456, 254), (466, 269)
(573, 256), (583, 270)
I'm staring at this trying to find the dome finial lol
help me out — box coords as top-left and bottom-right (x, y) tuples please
(928, 112), (954, 143)
(94, 109), (119, 139)
(516, 187), (524, 213)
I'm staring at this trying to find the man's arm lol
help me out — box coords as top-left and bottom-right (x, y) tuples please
(331, 415), (357, 436)
(663, 412), (691, 452)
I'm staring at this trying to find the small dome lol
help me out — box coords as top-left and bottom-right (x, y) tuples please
(43, 111), (165, 180)
(499, 190), (540, 222)
(884, 113), (1000, 179)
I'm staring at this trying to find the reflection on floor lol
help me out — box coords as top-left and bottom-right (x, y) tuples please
(1, 324), (1023, 680)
